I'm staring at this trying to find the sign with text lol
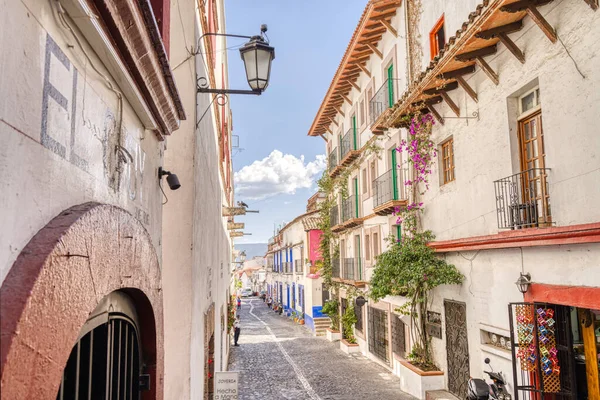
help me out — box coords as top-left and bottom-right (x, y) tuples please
(214, 371), (239, 400)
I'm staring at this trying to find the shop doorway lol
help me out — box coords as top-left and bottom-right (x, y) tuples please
(509, 303), (600, 400)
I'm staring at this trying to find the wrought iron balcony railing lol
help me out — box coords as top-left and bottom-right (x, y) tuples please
(373, 168), (409, 208)
(329, 147), (338, 173)
(341, 258), (365, 282)
(330, 204), (340, 227)
(341, 195), (360, 223)
(295, 259), (303, 274)
(370, 78), (401, 125)
(332, 258), (341, 279)
(494, 168), (551, 230)
(340, 127), (357, 160)
(282, 262), (293, 274)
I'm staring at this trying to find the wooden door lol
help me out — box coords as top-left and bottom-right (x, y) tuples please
(445, 300), (470, 398)
(518, 112), (550, 226)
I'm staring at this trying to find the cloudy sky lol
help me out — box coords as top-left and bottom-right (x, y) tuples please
(225, 0), (366, 243)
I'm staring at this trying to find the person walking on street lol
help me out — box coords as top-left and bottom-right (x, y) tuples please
(233, 316), (241, 346)
(236, 296), (241, 310)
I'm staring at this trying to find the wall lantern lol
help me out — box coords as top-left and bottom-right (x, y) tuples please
(197, 25), (275, 96)
(355, 296), (367, 307)
(515, 272), (532, 294)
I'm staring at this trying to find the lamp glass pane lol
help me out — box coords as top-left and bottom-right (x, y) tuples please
(242, 48), (258, 82)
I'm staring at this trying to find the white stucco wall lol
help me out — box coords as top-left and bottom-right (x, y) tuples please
(162, 1), (233, 399)
(0, 0), (164, 286)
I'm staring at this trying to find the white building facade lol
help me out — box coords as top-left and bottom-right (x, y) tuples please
(308, 0), (600, 399)
(1, 0), (238, 398)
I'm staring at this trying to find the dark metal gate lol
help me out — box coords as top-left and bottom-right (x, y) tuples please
(368, 307), (389, 364)
(57, 316), (142, 400)
(508, 302), (576, 400)
(445, 300), (470, 398)
(391, 314), (406, 358)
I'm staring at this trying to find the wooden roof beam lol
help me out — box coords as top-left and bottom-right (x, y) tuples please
(437, 65), (476, 80)
(456, 76), (478, 103)
(328, 117), (339, 127)
(363, 27), (387, 37)
(583, 0), (598, 10)
(501, 1), (556, 43)
(476, 21), (525, 64)
(371, 10), (397, 21)
(456, 45), (499, 86)
(357, 63), (371, 77)
(349, 80), (361, 91)
(358, 36), (383, 45)
(340, 94), (353, 106)
(440, 92), (460, 117)
(373, 0), (400, 12)
(379, 19), (398, 37)
(366, 43), (383, 59)
(423, 81), (459, 95)
(333, 105), (345, 117)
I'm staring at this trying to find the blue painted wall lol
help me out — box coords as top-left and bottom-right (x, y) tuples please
(312, 305), (325, 318)
(304, 313), (315, 333)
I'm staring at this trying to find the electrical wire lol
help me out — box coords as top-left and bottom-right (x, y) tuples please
(159, 179), (169, 205)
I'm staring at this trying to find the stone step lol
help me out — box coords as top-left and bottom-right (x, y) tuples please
(426, 390), (460, 400)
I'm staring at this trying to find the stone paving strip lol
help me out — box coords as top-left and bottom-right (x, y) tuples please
(228, 298), (416, 400)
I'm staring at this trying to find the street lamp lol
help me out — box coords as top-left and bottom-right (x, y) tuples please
(515, 272), (532, 294)
(197, 25), (275, 96)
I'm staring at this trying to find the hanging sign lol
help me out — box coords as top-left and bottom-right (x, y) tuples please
(214, 371), (239, 400)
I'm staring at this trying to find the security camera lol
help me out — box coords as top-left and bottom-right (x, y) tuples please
(158, 167), (181, 190)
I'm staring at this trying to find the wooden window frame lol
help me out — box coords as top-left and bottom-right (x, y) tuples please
(429, 14), (445, 60)
(362, 168), (368, 195)
(365, 234), (371, 261)
(441, 137), (455, 185)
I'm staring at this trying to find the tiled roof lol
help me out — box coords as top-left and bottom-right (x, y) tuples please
(303, 216), (321, 231)
(382, 0), (545, 127)
(307, 0), (402, 137)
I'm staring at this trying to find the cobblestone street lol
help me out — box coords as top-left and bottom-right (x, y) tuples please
(228, 298), (416, 400)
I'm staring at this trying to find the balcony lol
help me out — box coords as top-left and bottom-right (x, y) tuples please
(282, 262), (293, 274)
(331, 205), (344, 233)
(295, 259), (303, 274)
(373, 168), (409, 215)
(340, 127), (361, 166)
(341, 195), (363, 229)
(370, 78), (401, 134)
(331, 258), (366, 287)
(494, 168), (552, 230)
(329, 148), (339, 176)
(332, 258), (341, 279)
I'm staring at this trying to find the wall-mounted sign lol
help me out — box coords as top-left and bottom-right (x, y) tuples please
(426, 311), (442, 339)
(214, 371), (239, 400)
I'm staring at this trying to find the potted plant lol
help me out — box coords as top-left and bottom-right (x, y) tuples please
(322, 299), (341, 342)
(370, 230), (464, 399)
(340, 303), (360, 354)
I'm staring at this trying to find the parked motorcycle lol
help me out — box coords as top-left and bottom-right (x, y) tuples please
(466, 358), (511, 400)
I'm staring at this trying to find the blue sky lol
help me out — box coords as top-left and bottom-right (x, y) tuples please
(226, 0), (367, 244)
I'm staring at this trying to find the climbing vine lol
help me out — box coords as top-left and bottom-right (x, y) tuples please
(322, 298), (340, 330)
(369, 112), (464, 370)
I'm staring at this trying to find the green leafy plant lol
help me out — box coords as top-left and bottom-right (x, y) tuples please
(322, 299), (340, 331)
(370, 231), (463, 369)
(341, 303), (358, 344)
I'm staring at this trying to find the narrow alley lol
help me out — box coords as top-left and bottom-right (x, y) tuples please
(229, 298), (415, 400)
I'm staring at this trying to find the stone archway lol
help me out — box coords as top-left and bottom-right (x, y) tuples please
(0, 202), (163, 399)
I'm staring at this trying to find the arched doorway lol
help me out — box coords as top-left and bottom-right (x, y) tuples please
(0, 203), (163, 400)
(57, 291), (144, 400)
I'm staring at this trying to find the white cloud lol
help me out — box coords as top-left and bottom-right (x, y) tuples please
(234, 150), (326, 201)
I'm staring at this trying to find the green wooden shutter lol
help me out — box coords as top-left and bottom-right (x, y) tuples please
(357, 235), (362, 279)
(352, 115), (357, 150)
(391, 148), (398, 200)
(387, 65), (394, 107)
(396, 225), (401, 241)
(354, 178), (359, 218)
